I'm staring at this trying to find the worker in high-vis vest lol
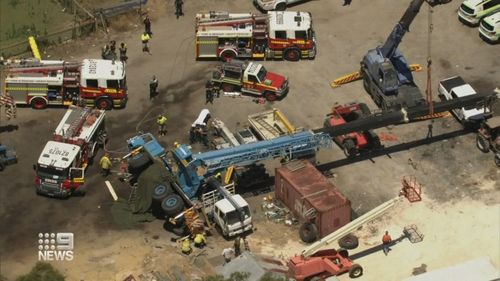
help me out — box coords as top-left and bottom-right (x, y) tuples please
(157, 114), (167, 136)
(141, 32), (151, 54)
(194, 233), (206, 249)
(181, 238), (192, 255)
(99, 153), (112, 177)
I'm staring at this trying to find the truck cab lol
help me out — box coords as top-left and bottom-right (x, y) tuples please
(438, 76), (489, 123)
(458, 0), (500, 26)
(34, 141), (85, 197)
(479, 11), (500, 43)
(213, 194), (253, 237)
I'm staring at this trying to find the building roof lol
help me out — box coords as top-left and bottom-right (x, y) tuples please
(80, 59), (125, 80)
(268, 11), (311, 31)
(38, 141), (80, 169)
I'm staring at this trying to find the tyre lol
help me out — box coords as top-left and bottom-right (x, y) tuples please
(476, 134), (490, 153)
(349, 264), (363, 278)
(299, 222), (318, 243)
(31, 98), (47, 109)
(343, 139), (357, 157)
(128, 153), (151, 172)
(359, 103), (371, 116)
(96, 98), (113, 110)
(275, 3), (286, 11)
(222, 83), (235, 92)
(152, 183), (173, 201)
(220, 50), (236, 62)
(264, 92), (278, 102)
(161, 194), (185, 217)
(284, 48), (300, 61)
(338, 234), (359, 249)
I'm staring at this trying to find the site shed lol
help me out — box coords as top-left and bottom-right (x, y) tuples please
(275, 160), (351, 238)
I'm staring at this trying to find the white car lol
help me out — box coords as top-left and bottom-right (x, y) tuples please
(479, 11), (500, 43)
(458, 0), (500, 26)
(438, 76), (488, 122)
(254, 0), (310, 11)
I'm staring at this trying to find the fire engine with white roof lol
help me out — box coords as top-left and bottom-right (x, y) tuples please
(4, 59), (127, 110)
(211, 59), (289, 101)
(195, 11), (316, 61)
(34, 107), (107, 197)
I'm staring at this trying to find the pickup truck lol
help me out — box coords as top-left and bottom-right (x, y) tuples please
(254, 0), (310, 11)
(438, 76), (489, 123)
(211, 60), (289, 102)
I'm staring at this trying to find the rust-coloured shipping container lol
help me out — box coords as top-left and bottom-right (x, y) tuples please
(275, 160), (351, 241)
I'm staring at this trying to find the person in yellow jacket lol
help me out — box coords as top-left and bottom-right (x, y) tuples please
(141, 32), (151, 54)
(99, 153), (112, 177)
(181, 238), (192, 255)
(194, 233), (206, 249)
(157, 114), (167, 136)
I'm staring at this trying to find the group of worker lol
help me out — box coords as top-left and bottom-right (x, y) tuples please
(101, 40), (128, 63)
(189, 124), (209, 147)
(181, 232), (206, 255)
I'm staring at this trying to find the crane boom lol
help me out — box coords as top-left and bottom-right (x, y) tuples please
(379, 0), (450, 59)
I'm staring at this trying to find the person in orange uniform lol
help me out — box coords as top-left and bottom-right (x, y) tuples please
(382, 231), (392, 256)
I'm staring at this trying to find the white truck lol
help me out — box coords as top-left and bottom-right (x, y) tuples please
(479, 11), (500, 43)
(34, 107), (106, 197)
(438, 76), (489, 123)
(254, 0), (310, 11)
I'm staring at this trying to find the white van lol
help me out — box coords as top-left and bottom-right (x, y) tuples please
(458, 0), (500, 26)
(479, 11), (500, 43)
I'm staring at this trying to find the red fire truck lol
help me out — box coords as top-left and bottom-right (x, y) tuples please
(34, 107), (106, 198)
(211, 60), (289, 101)
(195, 11), (316, 61)
(4, 59), (127, 110)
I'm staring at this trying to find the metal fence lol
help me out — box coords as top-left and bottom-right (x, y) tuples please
(0, 0), (147, 59)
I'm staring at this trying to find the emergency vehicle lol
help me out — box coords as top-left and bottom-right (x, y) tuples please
(34, 107), (106, 198)
(4, 59), (127, 110)
(211, 60), (289, 101)
(195, 11), (316, 61)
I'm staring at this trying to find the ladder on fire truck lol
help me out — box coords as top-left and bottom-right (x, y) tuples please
(63, 107), (92, 140)
(196, 12), (267, 26)
(4, 59), (81, 73)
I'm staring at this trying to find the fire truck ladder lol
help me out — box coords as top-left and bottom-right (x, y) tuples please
(64, 108), (91, 139)
(197, 13), (267, 27)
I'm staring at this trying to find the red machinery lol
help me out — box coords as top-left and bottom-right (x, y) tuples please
(324, 103), (381, 157)
(288, 248), (363, 280)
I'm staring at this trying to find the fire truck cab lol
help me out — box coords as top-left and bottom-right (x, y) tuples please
(195, 11), (316, 61)
(35, 107), (106, 198)
(211, 60), (289, 101)
(4, 59), (127, 110)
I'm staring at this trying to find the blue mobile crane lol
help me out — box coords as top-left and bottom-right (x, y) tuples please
(360, 0), (451, 111)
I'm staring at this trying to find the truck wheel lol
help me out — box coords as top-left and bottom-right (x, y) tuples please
(128, 153), (151, 172)
(264, 92), (278, 102)
(338, 234), (359, 249)
(343, 139), (357, 157)
(31, 98), (47, 109)
(222, 83), (235, 92)
(161, 194), (184, 217)
(284, 48), (300, 61)
(299, 222), (318, 243)
(359, 103), (371, 116)
(152, 183), (173, 201)
(220, 50), (236, 62)
(349, 264), (363, 278)
(96, 98), (112, 110)
(275, 3), (286, 11)
(476, 134), (490, 153)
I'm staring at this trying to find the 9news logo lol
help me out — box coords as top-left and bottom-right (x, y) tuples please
(37, 232), (74, 261)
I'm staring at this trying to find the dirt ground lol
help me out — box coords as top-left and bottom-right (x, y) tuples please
(0, 0), (499, 280)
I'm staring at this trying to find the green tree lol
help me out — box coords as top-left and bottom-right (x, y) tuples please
(16, 262), (65, 281)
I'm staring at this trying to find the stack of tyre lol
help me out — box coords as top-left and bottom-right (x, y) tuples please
(151, 182), (188, 236)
